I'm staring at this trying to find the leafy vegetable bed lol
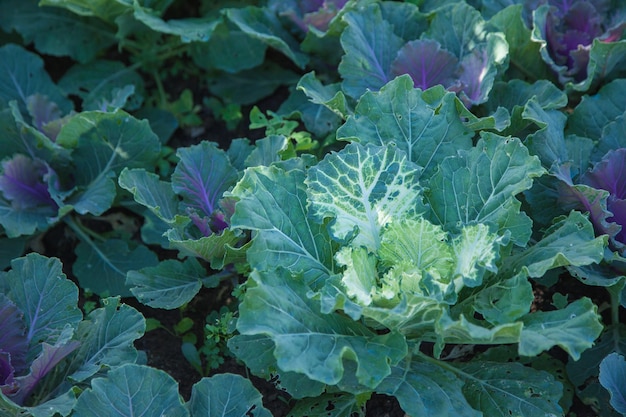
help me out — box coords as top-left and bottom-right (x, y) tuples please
(1, 0), (626, 416)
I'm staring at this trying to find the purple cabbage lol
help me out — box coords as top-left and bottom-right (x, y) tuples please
(390, 39), (459, 91)
(0, 295), (28, 396)
(26, 94), (72, 142)
(582, 148), (626, 246)
(0, 154), (57, 210)
(389, 39), (499, 107)
(531, 0), (626, 83)
(0, 294), (80, 406)
(172, 142), (238, 236)
(276, 0), (348, 33)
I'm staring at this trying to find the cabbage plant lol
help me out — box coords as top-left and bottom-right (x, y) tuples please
(226, 76), (606, 416)
(529, 0), (626, 90)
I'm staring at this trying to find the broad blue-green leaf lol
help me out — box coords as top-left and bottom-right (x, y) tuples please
(297, 72), (350, 119)
(128, 258), (217, 309)
(229, 165), (334, 287)
(599, 353), (626, 415)
(469, 272), (534, 325)
(426, 2), (484, 60)
(566, 134), (596, 178)
(378, 356), (481, 417)
(487, 5), (552, 81)
(582, 38), (626, 90)
(191, 24), (267, 72)
(307, 142), (423, 251)
(567, 263), (626, 308)
(567, 324), (626, 394)
(165, 228), (246, 270)
(380, 1), (427, 41)
(227, 334), (326, 399)
(505, 211), (607, 279)
(523, 99), (569, 168)
(0, 198), (57, 238)
(567, 79), (626, 140)
(337, 76), (474, 176)
(237, 268), (407, 388)
(68, 298), (145, 382)
(38, 0), (131, 22)
(459, 360), (563, 416)
(2, 253), (82, 349)
(436, 312), (522, 349)
(208, 62), (300, 105)
(477, 345), (576, 412)
(338, 3), (404, 98)
(244, 135), (287, 167)
(227, 138), (254, 171)
(118, 168), (180, 223)
(426, 133), (544, 245)
(519, 298), (603, 359)
(189, 374), (271, 417)
(56, 111), (161, 215)
(133, 6), (219, 42)
(278, 88), (343, 138)
(73, 239), (158, 297)
(133, 107), (178, 144)
(482, 80), (565, 137)
(594, 113), (626, 161)
(0, 236), (26, 269)
(73, 364), (188, 417)
(225, 7), (308, 68)
(485, 80), (567, 113)
(0, 44), (72, 113)
(0, 1), (117, 63)
(58, 60), (144, 111)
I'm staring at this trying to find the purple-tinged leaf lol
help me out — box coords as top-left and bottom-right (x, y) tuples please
(11, 340), (80, 406)
(0, 154), (56, 209)
(0, 351), (16, 396)
(302, 0), (348, 32)
(276, 0), (348, 33)
(583, 148), (626, 244)
(390, 40), (458, 91)
(584, 149), (626, 199)
(556, 179), (621, 243)
(25, 94), (73, 142)
(0, 295), (27, 375)
(26, 94), (61, 134)
(338, 4), (405, 98)
(457, 49), (489, 105)
(172, 142), (238, 234)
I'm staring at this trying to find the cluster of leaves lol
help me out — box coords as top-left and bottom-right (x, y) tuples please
(2, 0), (626, 416)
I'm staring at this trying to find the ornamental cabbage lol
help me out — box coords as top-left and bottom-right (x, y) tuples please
(529, 0), (626, 87)
(581, 148), (626, 250)
(0, 154), (57, 211)
(272, 0), (349, 33)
